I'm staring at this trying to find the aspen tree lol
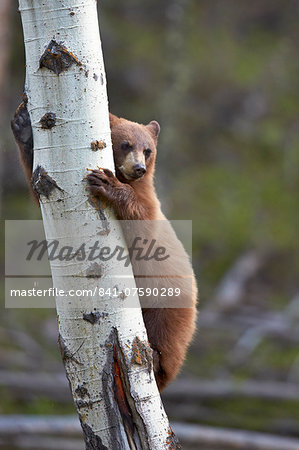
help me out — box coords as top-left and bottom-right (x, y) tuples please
(18, 1), (178, 448)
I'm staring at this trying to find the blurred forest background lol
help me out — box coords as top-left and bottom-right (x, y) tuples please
(1, 0), (299, 449)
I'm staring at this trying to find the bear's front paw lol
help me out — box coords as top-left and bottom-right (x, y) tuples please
(86, 168), (122, 202)
(11, 101), (33, 149)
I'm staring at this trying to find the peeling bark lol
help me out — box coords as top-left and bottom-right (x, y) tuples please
(91, 140), (106, 151)
(31, 165), (63, 199)
(40, 112), (57, 129)
(39, 39), (82, 75)
(131, 337), (153, 374)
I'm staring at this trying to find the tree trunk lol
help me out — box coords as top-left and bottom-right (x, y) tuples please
(18, 1), (176, 448)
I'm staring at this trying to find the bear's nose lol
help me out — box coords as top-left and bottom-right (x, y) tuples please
(133, 164), (146, 177)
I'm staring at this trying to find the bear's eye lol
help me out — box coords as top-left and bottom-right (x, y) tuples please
(144, 148), (152, 159)
(121, 141), (132, 151)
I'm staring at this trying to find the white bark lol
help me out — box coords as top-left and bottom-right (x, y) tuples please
(18, 1), (175, 448)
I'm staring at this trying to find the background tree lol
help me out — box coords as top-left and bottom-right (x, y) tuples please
(0, 0), (12, 217)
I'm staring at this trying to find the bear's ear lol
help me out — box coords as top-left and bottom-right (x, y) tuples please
(109, 113), (119, 128)
(147, 120), (160, 139)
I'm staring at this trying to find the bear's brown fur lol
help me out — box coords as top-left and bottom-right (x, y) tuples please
(11, 107), (197, 391)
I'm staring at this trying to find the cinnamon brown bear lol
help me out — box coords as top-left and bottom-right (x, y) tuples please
(11, 105), (197, 392)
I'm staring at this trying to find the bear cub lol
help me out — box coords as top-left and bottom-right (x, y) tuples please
(12, 106), (197, 392)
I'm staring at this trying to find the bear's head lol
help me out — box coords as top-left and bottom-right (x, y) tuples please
(109, 113), (160, 182)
